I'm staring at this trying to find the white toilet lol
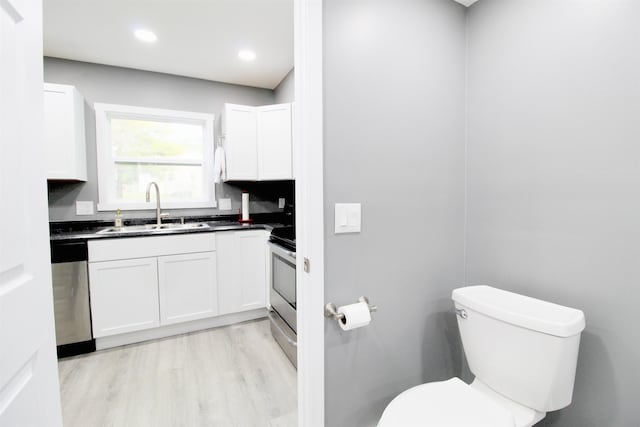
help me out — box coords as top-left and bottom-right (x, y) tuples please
(379, 285), (585, 427)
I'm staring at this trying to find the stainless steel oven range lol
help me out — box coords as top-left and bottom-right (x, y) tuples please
(268, 226), (297, 367)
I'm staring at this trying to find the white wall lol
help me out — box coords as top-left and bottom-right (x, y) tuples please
(323, 0), (467, 425)
(466, 1), (640, 425)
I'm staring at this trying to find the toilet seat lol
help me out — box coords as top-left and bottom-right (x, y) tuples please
(378, 378), (515, 427)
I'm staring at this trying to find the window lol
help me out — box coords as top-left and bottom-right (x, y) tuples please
(95, 103), (216, 211)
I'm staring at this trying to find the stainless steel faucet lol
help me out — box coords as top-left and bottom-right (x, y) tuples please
(145, 181), (163, 225)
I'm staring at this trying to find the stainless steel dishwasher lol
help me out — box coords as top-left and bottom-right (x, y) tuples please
(51, 240), (95, 357)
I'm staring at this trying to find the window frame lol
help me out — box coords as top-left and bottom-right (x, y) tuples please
(94, 103), (216, 211)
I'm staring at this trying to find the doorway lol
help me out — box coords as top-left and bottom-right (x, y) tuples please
(40, 0), (323, 425)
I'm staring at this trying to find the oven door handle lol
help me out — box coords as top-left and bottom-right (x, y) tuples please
(267, 241), (296, 262)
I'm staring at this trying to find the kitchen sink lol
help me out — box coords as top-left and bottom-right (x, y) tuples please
(96, 222), (211, 235)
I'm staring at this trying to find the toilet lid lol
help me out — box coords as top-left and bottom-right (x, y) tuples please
(378, 378), (515, 427)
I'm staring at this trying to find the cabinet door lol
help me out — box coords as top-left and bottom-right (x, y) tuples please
(44, 83), (87, 181)
(216, 232), (240, 315)
(257, 103), (293, 180)
(216, 231), (268, 314)
(158, 252), (218, 325)
(89, 258), (159, 338)
(223, 103), (258, 180)
(238, 231), (268, 310)
(291, 101), (296, 180)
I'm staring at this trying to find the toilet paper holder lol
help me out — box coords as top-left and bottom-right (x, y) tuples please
(324, 296), (378, 321)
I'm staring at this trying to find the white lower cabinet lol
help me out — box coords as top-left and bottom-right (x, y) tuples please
(88, 234), (217, 338)
(89, 257), (160, 338)
(87, 231), (268, 342)
(217, 230), (268, 315)
(158, 252), (218, 325)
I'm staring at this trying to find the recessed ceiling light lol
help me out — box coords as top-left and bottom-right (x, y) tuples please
(134, 29), (157, 43)
(238, 50), (256, 62)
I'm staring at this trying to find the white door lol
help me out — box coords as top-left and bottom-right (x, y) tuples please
(88, 258), (160, 337)
(44, 83), (87, 181)
(216, 231), (267, 314)
(216, 231), (241, 315)
(257, 103), (293, 180)
(43, 86), (74, 179)
(238, 231), (268, 310)
(158, 252), (218, 324)
(0, 0), (63, 424)
(223, 103), (258, 180)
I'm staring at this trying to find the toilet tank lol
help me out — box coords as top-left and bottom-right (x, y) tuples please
(452, 286), (585, 413)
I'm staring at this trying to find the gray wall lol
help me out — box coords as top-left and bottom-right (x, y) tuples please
(465, 1), (640, 425)
(45, 58), (292, 222)
(274, 68), (295, 104)
(323, 1), (467, 425)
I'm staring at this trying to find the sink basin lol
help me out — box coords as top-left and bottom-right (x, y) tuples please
(152, 223), (210, 231)
(97, 222), (210, 235)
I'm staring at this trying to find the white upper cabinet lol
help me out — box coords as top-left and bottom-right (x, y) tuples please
(223, 103), (258, 180)
(44, 83), (87, 181)
(222, 102), (293, 181)
(257, 103), (293, 180)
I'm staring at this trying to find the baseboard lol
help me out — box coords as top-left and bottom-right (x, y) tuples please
(96, 308), (268, 350)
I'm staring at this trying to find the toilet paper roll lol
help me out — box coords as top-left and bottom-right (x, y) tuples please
(337, 301), (371, 331)
(241, 192), (250, 220)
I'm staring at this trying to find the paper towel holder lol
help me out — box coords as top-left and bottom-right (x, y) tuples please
(324, 296), (378, 323)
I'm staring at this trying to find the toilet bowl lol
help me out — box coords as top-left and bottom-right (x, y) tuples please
(378, 285), (585, 427)
(378, 378), (545, 427)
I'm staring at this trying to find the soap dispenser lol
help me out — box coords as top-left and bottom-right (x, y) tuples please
(114, 209), (123, 228)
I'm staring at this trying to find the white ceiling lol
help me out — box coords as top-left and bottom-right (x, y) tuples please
(44, 0), (294, 90)
(453, 0), (481, 6)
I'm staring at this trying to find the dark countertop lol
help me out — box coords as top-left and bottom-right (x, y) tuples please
(50, 213), (289, 243)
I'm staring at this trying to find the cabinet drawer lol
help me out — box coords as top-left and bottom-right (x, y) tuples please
(89, 233), (216, 262)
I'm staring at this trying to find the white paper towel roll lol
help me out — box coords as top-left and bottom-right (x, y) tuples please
(241, 192), (250, 220)
(337, 301), (371, 331)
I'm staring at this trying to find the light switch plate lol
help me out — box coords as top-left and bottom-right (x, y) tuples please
(278, 198), (286, 209)
(334, 203), (361, 234)
(75, 201), (94, 216)
(218, 198), (232, 211)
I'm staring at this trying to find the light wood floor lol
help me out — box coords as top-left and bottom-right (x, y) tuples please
(58, 319), (297, 427)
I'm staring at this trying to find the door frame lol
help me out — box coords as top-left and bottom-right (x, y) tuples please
(293, 0), (325, 425)
(26, 0), (326, 422)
